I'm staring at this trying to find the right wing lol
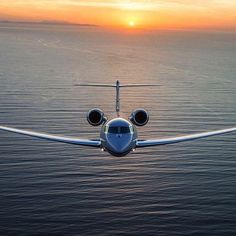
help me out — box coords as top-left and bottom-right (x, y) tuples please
(136, 127), (236, 148)
(0, 126), (101, 147)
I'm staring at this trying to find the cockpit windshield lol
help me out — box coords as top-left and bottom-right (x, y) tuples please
(108, 126), (131, 134)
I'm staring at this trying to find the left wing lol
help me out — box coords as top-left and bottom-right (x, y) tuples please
(0, 126), (101, 147)
(136, 127), (236, 148)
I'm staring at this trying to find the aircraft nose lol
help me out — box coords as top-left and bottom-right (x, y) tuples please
(107, 134), (132, 153)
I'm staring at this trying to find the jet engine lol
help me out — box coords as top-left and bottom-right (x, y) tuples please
(129, 109), (149, 126)
(87, 109), (106, 126)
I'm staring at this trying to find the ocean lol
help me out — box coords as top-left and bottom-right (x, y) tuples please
(0, 23), (236, 235)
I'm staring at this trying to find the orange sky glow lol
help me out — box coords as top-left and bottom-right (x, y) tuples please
(0, 0), (236, 30)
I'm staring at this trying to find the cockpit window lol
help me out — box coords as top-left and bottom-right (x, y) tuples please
(120, 126), (131, 133)
(108, 127), (118, 134)
(108, 126), (131, 134)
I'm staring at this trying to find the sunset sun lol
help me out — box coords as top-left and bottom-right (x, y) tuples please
(128, 21), (136, 27)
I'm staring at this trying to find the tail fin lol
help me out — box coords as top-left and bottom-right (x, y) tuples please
(75, 80), (160, 116)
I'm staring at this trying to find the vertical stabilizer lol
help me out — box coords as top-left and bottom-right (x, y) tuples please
(75, 81), (160, 117)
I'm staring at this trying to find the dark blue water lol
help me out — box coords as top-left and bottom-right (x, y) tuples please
(0, 23), (236, 235)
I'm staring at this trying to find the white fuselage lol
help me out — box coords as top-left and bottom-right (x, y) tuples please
(100, 118), (137, 156)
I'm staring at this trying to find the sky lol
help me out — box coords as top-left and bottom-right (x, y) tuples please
(0, 0), (236, 29)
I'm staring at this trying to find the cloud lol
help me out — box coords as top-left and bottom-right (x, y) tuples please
(0, 0), (221, 11)
(51, 0), (209, 10)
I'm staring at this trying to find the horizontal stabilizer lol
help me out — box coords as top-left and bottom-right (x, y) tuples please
(74, 83), (116, 88)
(75, 80), (160, 115)
(74, 83), (161, 88)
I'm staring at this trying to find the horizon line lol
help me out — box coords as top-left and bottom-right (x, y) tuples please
(1, 20), (236, 33)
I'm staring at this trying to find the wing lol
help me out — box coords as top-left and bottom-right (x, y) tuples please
(0, 126), (101, 147)
(136, 127), (236, 148)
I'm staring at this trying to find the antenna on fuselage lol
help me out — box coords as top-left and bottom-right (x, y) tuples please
(74, 80), (161, 117)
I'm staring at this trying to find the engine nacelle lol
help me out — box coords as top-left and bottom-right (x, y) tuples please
(87, 109), (106, 126)
(129, 109), (149, 126)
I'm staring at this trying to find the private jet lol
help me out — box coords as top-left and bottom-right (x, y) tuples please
(0, 80), (235, 157)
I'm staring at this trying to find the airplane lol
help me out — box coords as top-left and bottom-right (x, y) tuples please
(0, 80), (236, 157)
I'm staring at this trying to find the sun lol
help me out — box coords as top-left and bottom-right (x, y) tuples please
(128, 21), (136, 27)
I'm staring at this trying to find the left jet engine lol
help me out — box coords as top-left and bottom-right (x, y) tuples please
(87, 109), (106, 126)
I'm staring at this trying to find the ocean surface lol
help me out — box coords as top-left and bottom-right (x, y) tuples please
(0, 23), (236, 235)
